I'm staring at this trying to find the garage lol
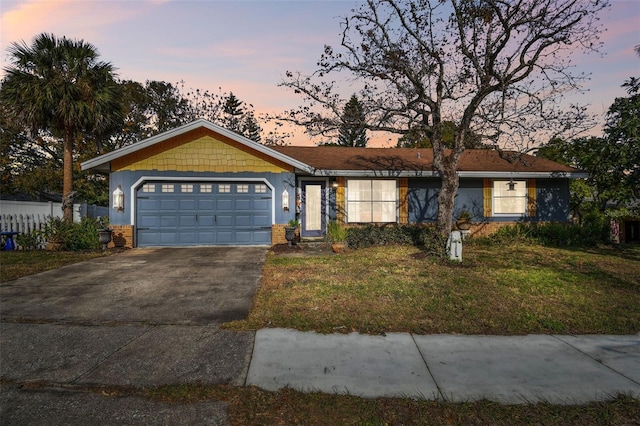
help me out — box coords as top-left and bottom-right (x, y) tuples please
(136, 180), (272, 246)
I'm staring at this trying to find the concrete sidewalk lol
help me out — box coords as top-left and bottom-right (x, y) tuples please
(247, 328), (640, 405)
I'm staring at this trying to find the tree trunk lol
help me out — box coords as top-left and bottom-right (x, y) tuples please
(62, 127), (74, 223)
(435, 160), (460, 239)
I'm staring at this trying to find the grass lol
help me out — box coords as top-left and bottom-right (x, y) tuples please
(226, 242), (640, 335)
(0, 250), (115, 282)
(147, 385), (640, 426)
(4, 379), (638, 425)
(3, 243), (639, 423)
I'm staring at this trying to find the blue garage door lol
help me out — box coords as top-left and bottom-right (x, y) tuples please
(136, 182), (272, 246)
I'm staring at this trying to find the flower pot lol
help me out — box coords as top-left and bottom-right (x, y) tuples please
(456, 220), (472, 231)
(46, 239), (65, 251)
(331, 242), (346, 253)
(284, 226), (297, 246)
(98, 229), (113, 250)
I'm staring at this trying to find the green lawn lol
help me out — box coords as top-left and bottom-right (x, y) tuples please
(226, 242), (640, 335)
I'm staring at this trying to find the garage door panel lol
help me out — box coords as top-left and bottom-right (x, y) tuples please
(235, 215), (252, 227)
(198, 214), (215, 226)
(138, 215), (159, 228)
(234, 231), (253, 243)
(179, 215), (197, 227)
(138, 199), (159, 211)
(179, 232), (197, 243)
(160, 215), (179, 227)
(216, 231), (234, 243)
(179, 198), (197, 209)
(159, 232), (178, 244)
(217, 199), (233, 210)
(253, 199), (270, 210)
(252, 229), (271, 244)
(198, 231), (215, 243)
(160, 199), (178, 210)
(198, 199), (215, 209)
(253, 214), (270, 227)
(236, 199), (252, 210)
(137, 181), (272, 246)
(137, 232), (158, 245)
(217, 214), (234, 227)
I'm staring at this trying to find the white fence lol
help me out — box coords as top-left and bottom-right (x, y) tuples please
(0, 200), (109, 234)
(0, 213), (52, 235)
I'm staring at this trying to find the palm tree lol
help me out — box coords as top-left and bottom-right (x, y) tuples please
(0, 33), (122, 222)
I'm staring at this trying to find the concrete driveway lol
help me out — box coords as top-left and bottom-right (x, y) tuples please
(1, 247), (266, 424)
(1, 246), (266, 325)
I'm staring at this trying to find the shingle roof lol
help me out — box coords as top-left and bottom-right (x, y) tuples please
(271, 146), (585, 177)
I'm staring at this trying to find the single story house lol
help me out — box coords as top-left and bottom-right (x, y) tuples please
(81, 119), (587, 248)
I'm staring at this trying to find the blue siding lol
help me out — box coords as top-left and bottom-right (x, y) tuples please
(408, 177), (571, 223)
(407, 178), (440, 223)
(536, 179), (570, 221)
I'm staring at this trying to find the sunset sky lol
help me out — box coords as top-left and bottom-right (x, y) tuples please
(1, 0), (639, 147)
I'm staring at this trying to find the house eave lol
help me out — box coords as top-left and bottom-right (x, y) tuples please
(312, 169), (439, 177)
(310, 170), (588, 179)
(457, 171), (589, 179)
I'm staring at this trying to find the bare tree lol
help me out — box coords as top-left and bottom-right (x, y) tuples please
(280, 0), (608, 237)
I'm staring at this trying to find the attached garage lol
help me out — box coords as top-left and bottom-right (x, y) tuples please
(81, 119), (312, 248)
(136, 180), (272, 246)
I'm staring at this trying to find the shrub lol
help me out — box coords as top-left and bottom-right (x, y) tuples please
(345, 224), (445, 256)
(486, 222), (609, 247)
(326, 221), (349, 243)
(15, 230), (43, 251)
(66, 217), (102, 251)
(40, 217), (102, 251)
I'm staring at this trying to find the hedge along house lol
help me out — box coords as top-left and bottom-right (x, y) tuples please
(82, 119), (587, 248)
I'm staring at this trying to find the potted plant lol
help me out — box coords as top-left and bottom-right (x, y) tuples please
(42, 217), (71, 251)
(326, 221), (348, 253)
(96, 217), (113, 250)
(456, 210), (472, 231)
(284, 218), (299, 246)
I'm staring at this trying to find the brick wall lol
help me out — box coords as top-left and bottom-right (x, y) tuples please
(272, 224), (287, 245)
(108, 224), (134, 248)
(272, 224), (301, 245)
(468, 221), (522, 237)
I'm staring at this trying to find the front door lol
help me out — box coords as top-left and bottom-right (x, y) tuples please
(300, 181), (326, 238)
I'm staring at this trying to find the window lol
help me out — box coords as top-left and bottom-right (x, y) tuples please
(142, 184), (155, 193)
(200, 184), (213, 193)
(161, 184), (174, 193)
(254, 184), (267, 193)
(218, 184), (230, 193)
(493, 180), (527, 215)
(181, 184), (193, 193)
(237, 184), (249, 193)
(346, 179), (397, 223)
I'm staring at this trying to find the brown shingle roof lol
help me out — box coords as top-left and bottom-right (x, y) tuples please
(271, 146), (582, 174)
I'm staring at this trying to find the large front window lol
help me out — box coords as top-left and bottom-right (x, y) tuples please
(347, 179), (397, 223)
(493, 180), (527, 215)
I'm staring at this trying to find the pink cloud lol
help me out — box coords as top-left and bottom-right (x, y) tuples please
(1, 0), (162, 52)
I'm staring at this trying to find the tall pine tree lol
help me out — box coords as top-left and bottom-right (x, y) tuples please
(337, 95), (367, 147)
